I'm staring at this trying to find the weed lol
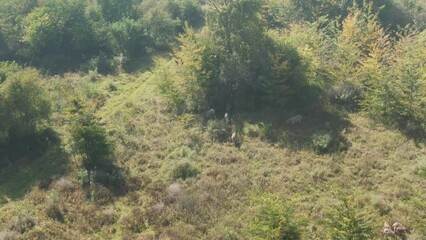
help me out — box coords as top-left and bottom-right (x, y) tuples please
(207, 120), (232, 142)
(170, 162), (199, 181)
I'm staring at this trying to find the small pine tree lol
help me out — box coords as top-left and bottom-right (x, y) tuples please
(72, 117), (113, 173)
(325, 197), (376, 240)
(250, 193), (302, 240)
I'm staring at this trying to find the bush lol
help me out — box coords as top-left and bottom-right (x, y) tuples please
(93, 168), (127, 193)
(0, 68), (51, 157)
(9, 216), (36, 234)
(170, 162), (199, 180)
(72, 117), (114, 172)
(77, 168), (90, 187)
(311, 130), (333, 153)
(325, 198), (376, 240)
(90, 183), (114, 205)
(259, 122), (278, 142)
(46, 203), (64, 222)
(120, 208), (147, 233)
(250, 193), (302, 240)
(326, 83), (362, 111)
(207, 120), (231, 142)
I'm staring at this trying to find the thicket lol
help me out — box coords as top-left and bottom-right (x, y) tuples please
(0, 63), (52, 164)
(161, 0), (425, 139)
(0, 0), (204, 73)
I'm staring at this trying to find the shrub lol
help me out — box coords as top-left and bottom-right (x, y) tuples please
(77, 168), (90, 187)
(93, 168), (127, 194)
(90, 183), (114, 205)
(170, 162), (199, 180)
(72, 117), (114, 172)
(45, 203), (64, 222)
(249, 192), (302, 240)
(120, 207), (147, 233)
(0, 68), (51, 157)
(9, 216), (36, 234)
(259, 122), (277, 142)
(95, 208), (117, 227)
(326, 83), (362, 111)
(325, 198), (376, 240)
(311, 130), (333, 153)
(207, 120), (231, 142)
(244, 124), (260, 138)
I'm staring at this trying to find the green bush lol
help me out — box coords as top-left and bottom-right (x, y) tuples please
(45, 202), (64, 222)
(170, 162), (199, 180)
(90, 183), (114, 205)
(77, 168), (90, 187)
(259, 122), (278, 142)
(249, 192), (302, 240)
(207, 120), (232, 142)
(325, 198), (376, 240)
(120, 207), (147, 233)
(0, 68), (51, 158)
(93, 168), (126, 194)
(311, 130), (333, 153)
(72, 117), (114, 172)
(326, 83), (362, 111)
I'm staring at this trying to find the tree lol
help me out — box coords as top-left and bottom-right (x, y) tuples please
(0, 67), (51, 154)
(72, 117), (113, 173)
(249, 193), (302, 240)
(325, 198), (376, 240)
(1, 69), (51, 139)
(22, 0), (95, 56)
(206, 0), (271, 110)
(97, 0), (133, 22)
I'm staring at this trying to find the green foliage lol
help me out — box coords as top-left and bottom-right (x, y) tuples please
(206, 0), (271, 110)
(325, 197), (376, 240)
(311, 130), (333, 153)
(77, 168), (90, 187)
(263, 0), (299, 29)
(259, 122), (278, 142)
(120, 207), (147, 233)
(250, 192), (302, 240)
(22, 0), (95, 62)
(261, 31), (308, 107)
(326, 83), (362, 111)
(71, 117), (113, 171)
(168, 0), (204, 29)
(170, 162), (199, 180)
(139, 0), (179, 49)
(45, 202), (64, 222)
(98, 0), (133, 22)
(207, 120), (232, 142)
(0, 67), (51, 157)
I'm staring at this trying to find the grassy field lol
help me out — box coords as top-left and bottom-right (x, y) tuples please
(0, 60), (425, 239)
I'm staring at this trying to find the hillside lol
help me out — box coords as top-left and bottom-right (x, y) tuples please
(0, 0), (426, 239)
(0, 66), (424, 239)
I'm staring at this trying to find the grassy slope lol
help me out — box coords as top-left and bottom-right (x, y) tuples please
(0, 62), (425, 239)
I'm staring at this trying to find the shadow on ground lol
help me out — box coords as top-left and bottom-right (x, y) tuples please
(0, 144), (68, 202)
(235, 104), (353, 153)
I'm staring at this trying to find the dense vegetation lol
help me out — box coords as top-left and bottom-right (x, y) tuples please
(0, 0), (425, 239)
